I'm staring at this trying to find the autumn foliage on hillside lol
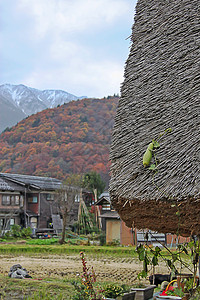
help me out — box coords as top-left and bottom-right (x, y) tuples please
(0, 97), (118, 184)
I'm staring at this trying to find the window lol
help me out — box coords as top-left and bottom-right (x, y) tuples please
(46, 194), (54, 201)
(10, 218), (15, 226)
(30, 217), (37, 229)
(2, 195), (21, 206)
(102, 203), (111, 210)
(20, 196), (24, 207)
(0, 218), (15, 230)
(2, 195), (10, 205)
(74, 194), (80, 202)
(11, 196), (15, 205)
(33, 196), (38, 203)
(15, 195), (20, 205)
(28, 196), (38, 203)
(0, 218), (4, 229)
(7, 218), (15, 230)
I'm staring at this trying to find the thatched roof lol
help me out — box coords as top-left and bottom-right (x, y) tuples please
(109, 0), (200, 236)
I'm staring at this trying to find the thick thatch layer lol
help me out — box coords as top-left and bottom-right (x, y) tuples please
(109, 0), (200, 236)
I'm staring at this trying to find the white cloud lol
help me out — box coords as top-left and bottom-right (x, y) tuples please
(22, 57), (123, 97)
(2, 0), (136, 97)
(49, 38), (89, 61)
(17, 0), (131, 39)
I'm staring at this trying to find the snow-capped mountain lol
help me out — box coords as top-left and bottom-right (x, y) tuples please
(0, 94), (26, 133)
(0, 84), (86, 115)
(0, 84), (86, 132)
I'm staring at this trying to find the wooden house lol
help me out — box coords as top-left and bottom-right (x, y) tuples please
(0, 173), (92, 235)
(96, 192), (134, 245)
(0, 173), (62, 233)
(96, 193), (189, 246)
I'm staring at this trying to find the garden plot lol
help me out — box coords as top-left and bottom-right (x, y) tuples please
(0, 253), (170, 285)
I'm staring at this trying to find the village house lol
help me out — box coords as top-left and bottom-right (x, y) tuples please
(0, 172), (189, 244)
(96, 192), (190, 246)
(0, 173), (93, 235)
(0, 173), (61, 233)
(96, 192), (134, 245)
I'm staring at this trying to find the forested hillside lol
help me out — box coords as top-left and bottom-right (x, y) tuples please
(0, 96), (118, 184)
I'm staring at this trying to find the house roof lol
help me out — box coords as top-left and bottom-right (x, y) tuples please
(99, 192), (110, 199)
(0, 177), (25, 192)
(0, 173), (61, 191)
(0, 208), (21, 215)
(109, 0), (200, 236)
(96, 191), (111, 205)
(99, 211), (120, 219)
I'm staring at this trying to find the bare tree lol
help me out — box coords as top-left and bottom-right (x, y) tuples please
(82, 172), (106, 230)
(56, 183), (80, 244)
(0, 209), (20, 237)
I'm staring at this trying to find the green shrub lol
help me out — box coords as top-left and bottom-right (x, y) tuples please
(10, 224), (22, 237)
(103, 283), (125, 298)
(107, 239), (120, 246)
(0, 238), (6, 242)
(21, 227), (32, 238)
(26, 238), (58, 245)
(4, 231), (11, 239)
(99, 233), (106, 246)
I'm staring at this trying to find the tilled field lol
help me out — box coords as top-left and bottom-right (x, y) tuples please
(0, 253), (169, 285)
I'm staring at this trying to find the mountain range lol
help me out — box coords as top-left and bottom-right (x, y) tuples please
(0, 84), (86, 132)
(0, 96), (119, 184)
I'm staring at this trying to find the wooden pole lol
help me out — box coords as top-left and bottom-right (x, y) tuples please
(93, 188), (101, 229)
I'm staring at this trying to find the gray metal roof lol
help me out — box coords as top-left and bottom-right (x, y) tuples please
(99, 192), (110, 198)
(97, 191), (110, 204)
(0, 177), (25, 192)
(0, 173), (61, 191)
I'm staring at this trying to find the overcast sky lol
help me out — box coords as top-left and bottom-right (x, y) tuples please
(0, 0), (137, 98)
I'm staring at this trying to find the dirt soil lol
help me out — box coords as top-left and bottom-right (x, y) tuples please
(0, 253), (170, 285)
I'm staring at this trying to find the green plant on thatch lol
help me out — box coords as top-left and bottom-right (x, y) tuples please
(109, 0), (200, 237)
